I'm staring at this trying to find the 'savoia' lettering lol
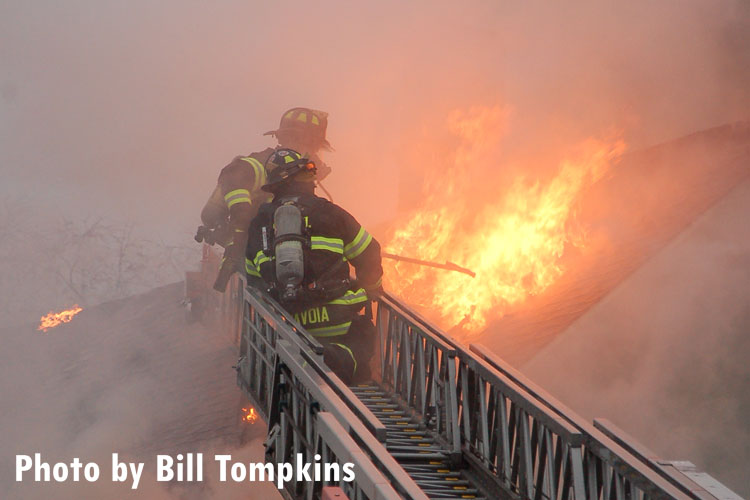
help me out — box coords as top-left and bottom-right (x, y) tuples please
(294, 306), (329, 325)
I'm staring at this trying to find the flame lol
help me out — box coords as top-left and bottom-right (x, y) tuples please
(241, 406), (258, 424)
(37, 305), (83, 332)
(384, 106), (625, 338)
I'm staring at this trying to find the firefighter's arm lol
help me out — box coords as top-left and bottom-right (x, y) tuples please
(196, 185), (233, 247)
(213, 159), (263, 291)
(200, 185), (228, 228)
(340, 209), (383, 298)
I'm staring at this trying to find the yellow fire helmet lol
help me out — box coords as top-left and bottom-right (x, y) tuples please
(264, 107), (332, 151)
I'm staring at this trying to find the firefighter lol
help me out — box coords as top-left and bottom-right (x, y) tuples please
(245, 149), (382, 385)
(199, 107), (333, 292)
(263, 107), (333, 181)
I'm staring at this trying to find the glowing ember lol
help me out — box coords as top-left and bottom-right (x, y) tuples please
(384, 106), (625, 338)
(241, 406), (258, 424)
(37, 305), (83, 332)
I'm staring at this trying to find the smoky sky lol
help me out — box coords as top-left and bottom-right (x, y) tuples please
(1, 0), (748, 244)
(1, 1), (749, 498)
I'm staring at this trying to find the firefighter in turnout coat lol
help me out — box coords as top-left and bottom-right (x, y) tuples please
(199, 107), (333, 292)
(245, 149), (382, 384)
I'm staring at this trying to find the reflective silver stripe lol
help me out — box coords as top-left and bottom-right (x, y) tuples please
(344, 227), (373, 260)
(311, 236), (344, 254)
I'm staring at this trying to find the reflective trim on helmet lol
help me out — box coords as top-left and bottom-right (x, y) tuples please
(331, 342), (357, 374)
(245, 258), (261, 277)
(297, 112), (307, 123)
(327, 288), (368, 306)
(239, 156), (266, 190)
(310, 236), (344, 254)
(309, 321), (352, 338)
(344, 227), (373, 260)
(224, 189), (251, 208)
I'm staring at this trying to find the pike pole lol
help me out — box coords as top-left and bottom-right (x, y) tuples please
(382, 252), (476, 278)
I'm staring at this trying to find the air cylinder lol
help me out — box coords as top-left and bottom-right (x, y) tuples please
(273, 204), (304, 301)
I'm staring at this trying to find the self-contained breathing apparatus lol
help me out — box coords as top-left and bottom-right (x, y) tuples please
(271, 203), (305, 302)
(258, 149), (352, 309)
(259, 198), (352, 309)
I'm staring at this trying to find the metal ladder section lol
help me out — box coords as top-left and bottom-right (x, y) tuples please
(376, 295), (743, 500)
(351, 383), (488, 500)
(232, 278), (743, 500)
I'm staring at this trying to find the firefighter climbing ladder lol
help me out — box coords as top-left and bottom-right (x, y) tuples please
(228, 277), (742, 500)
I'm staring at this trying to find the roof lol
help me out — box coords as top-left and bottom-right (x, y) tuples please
(484, 122), (750, 364)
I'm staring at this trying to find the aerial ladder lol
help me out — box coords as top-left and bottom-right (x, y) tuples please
(193, 258), (742, 500)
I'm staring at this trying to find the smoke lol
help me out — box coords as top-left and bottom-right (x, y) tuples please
(1, 0), (748, 497)
(0, 282), (271, 499)
(522, 179), (750, 497)
(1, 1), (747, 238)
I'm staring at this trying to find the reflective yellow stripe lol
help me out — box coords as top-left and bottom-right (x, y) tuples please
(331, 342), (357, 373)
(224, 188), (250, 199)
(328, 288), (368, 306)
(238, 156), (266, 191)
(309, 321), (352, 337)
(253, 250), (272, 267)
(224, 188), (251, 208)
(245, 258), (260, 277)
(344, 227), (373, 260)
(310, 236), (344, 254)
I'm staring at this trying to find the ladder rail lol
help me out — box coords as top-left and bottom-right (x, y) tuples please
(221, 265), (738, 500)
(236, 281), (428, 500)
(377, 292), (690, 500)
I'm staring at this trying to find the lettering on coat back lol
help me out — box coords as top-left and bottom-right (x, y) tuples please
(294, 306), (330, 325)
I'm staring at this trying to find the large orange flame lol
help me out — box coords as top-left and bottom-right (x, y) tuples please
(384, 106), (625, 338)
(38, 305), (83, 332)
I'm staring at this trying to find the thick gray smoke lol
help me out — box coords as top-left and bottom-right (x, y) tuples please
(523, 180), (750, 497)
(1, 1), (747, 238)
(1, 0), (748, 498)
(0, 282), (274, 499)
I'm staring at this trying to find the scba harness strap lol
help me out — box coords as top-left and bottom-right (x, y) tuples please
(261, 196), (352, 307)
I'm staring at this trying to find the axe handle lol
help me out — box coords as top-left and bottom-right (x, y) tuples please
(382, 252), (476, 278)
